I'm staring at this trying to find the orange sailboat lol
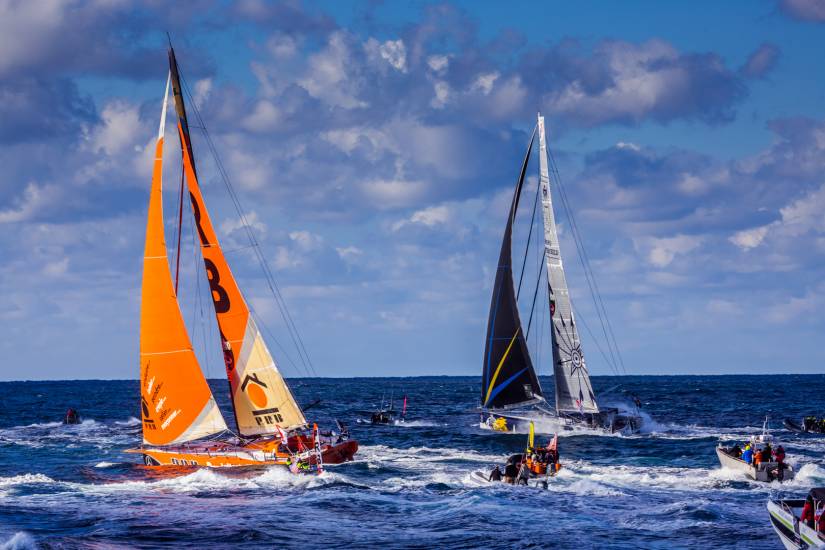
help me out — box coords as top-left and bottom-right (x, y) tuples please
(126, 47), (357, 469)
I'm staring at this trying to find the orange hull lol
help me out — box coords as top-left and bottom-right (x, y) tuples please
(127, 437), (358, 468)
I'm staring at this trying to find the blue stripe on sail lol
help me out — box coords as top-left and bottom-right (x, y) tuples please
(486, 367), (528, 406)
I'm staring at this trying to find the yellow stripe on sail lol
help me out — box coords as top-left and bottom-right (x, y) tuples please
(484, 328), (520, 406)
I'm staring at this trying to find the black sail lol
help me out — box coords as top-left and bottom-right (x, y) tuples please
(481, 128), (543, 410)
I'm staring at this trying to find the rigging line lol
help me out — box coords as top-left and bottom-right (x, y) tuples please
(173, 150), (185, 294)
(571, 302), (621, 376)
(547, 149), (622, 376)
(190, 210), (216, 383)
(549, 149), (625, 375)
(249, 308), (306, 378)
(516, 172), (542, 300)
(181, 77), (317, 378)
(178, 74), (318, 378)
(547, 148), (625, 374)
(537, 279), (546, 373)
(524, 248), (546, 342)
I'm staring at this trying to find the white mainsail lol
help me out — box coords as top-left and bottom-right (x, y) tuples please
(537, 114), (599, 414)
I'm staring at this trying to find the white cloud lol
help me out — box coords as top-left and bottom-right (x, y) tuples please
(300, 32), (366, 109)
(0, 182), (60, 223)
(42, 257), (69, 277)
(378, 39), (407, 72)
(289, 230), (323, 251)
(360, 178), (427, 209)
(427, 54), (449, 74)
(242, 100), (282, 133)
(335, 246), (363, 262)
(431, 81), (450, 109)
(220, 211), (267, 238)
(87, 101), (142, 156)
(392, 204), (450, 231)
(634, 234), (703, 267)
(470, 72), (499, 95)
(730, 225), (769, 250)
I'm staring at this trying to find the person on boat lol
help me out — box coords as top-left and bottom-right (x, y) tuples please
(730, 443), (742, 458)
(516, 461), (530, 486)
(503, 461), (518, 484)
(64, 408), (80, 425)
(802, 495), (816, 528)
(488, 465), (502, 482)
(741, 444), (753, 464)
(773, 445), (786, 465)
(760, 443), (772, 463)
(815, 502), (825, 533)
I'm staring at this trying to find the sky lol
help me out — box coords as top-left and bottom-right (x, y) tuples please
(1, 0), (824, 380)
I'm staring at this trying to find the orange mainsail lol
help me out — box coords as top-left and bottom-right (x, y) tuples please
(168, 49), (306, 437)
(139, 73), (228, 445)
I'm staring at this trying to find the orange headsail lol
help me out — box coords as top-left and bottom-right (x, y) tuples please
(168, 48), (306, 437)
(139, 73), (228, 445)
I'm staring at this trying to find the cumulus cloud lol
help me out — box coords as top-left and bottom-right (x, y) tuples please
(779, 0), (825, 21)
(0, 182), (62, 223)
(740, 43), (780, 78)
(523, 39), (749, 127)
(730, 226), (769, 250)
(634, 234), (703, 267)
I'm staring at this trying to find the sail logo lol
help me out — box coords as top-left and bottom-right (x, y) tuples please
(141, 398), (156, 430)
(241, 373), (269, 409)
(252, 407), (284, 426)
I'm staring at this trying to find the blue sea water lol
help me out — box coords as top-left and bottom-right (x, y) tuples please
(0, 375), (823, 549)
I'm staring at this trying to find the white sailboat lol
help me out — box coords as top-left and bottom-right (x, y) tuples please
(480, 113), (642, 435)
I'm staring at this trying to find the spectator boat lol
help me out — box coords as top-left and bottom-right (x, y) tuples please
(767, 488), (825, 549)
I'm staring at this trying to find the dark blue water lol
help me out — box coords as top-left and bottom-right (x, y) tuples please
(0, 375), (823, 549)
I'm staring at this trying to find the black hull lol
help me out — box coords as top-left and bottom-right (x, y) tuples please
(784, 417), (825, 434)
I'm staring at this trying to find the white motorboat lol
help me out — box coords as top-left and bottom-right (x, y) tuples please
(767, 489), (825, 549)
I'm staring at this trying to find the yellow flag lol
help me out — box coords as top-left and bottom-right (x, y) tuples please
(528, 421), (535, 451)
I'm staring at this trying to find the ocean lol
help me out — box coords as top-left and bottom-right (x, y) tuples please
(0, 375), (823, 549)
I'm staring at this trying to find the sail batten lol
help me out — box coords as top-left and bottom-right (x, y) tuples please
(139, 72), (228, 446)
(481, 127), (543, 410)
(537, 114), (598, 414)
(168, 47), (307, 436)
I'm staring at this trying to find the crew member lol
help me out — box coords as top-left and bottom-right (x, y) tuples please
(516, 462), (530, 486)
(503, 461), (518, 484)
(488, 466), (502, 482)
(761, 443), (772, 464)
(801, 496), (815, 528)
(741, 444), (753, 464)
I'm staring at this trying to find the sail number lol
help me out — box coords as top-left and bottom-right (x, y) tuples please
(204, 259), (230, 313)
(189, 192), (231, 314)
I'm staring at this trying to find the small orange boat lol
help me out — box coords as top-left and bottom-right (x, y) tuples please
(127, 45), (357, 470)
